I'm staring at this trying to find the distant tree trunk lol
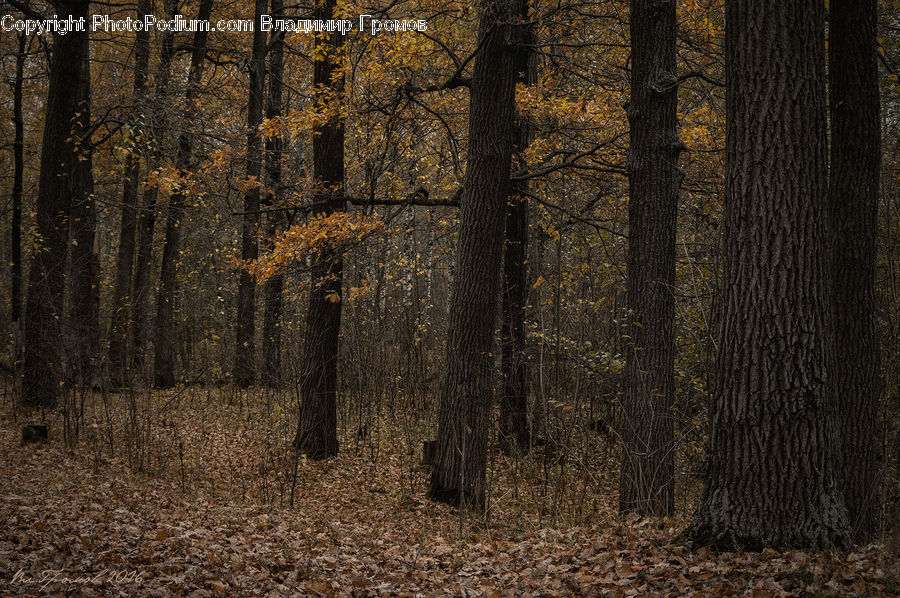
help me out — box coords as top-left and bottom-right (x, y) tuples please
(153, 0), (213, 388)
(688, 0), (849, 550)
(295, 0), (345, 459)
(262, 0), (286, 389)
(68, 45), (99, 386)
(828, 0), (881, 544)
(619, 0), (683, 516)
(499, 0), (535, 452)
(109, 0), (151, 388)
(233, 0), (269, 387)
(132, 0), (176, 373)
(10, 32), (25, 327)
(22, 0), (91, 408)
(429, 0), (520, 508)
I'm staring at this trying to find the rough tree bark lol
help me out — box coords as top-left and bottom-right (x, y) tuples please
(619, 0), (683, 516)
(687, 0), (849, 550)
(499, 0), (535, 452)
(294, 0), (345, 458)
(22, 0), (91, 407)
(10, 32), (26, 327)
(132, 0), (176, 373)
(262, 0), (287, 388)
(153, 0), (213, 388)
(109, 0), (151, 388)
(429, 0), (520, 508)
(68, 45), (99, 386)
(828, 0), (881, 544)
(233, 0), (269, 387)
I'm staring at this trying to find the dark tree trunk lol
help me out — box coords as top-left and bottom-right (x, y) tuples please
(132, 0), (176, 373)
(619, 0), (683, 516)
(688, 0), (849, 550)
(10, 32), (26, 327)
(295, 0), (345, 459)
(22, 0), (91, 407)
(67, 45), (99, 386)
(499, 0), (535, 452)
(153, 0), (213, 388)
(828, 0), (881, 544)
(429, 0), (520, 509)
(233, 0), (269, 387)
(109, 0), (151, 388)
(262, 0), (286, 389)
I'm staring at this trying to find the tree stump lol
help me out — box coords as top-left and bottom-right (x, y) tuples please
(21, 424), (48, 445)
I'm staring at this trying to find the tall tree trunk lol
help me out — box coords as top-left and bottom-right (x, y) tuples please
(10, 32), (26, 329)
(68, 44), (99, 386)
(429, 0), (521, 509)
(153, 0), (213, 388)
(132, 0), (176, 373)
(499, 0), (535, 452)
(828, 0), (881, 544)
(233, 0), (269, 387)
(109, 0), (151, 388)
(688, 0), (849, 550)
(619, 0), (683, 516)
(22, 0), (91, 408)
(262, 0), (286, 388)
(295, 0), (345, 459)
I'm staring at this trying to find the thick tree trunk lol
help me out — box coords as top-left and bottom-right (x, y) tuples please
(619, 0), (683, 516)
(10, 32), (26, 328)
(132, 0), (176, 373)
(828, 0), (881, 544)
(429, 0), (520, 509)
(295, 0), (345, 458)
(153, 0), (213, 388)
(262, 0), (286, 389)
(499, 0), (535, 452)
(67, 45), (99, 386)
(22, 0), (91, 407)
(233, 0), (269, 387)
(109, 0), (151, 388)
(688, 0), (849, 550)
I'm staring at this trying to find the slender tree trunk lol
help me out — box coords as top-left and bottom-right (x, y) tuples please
(153, 0), (213, 388)
(22, 0), (91, 407)
(10, 32), (26, 329)
(295, 0), (345, 459)
(429, 0), (521, 509)
(688, 0), (849, 550)
(499, 0), (535, 452)
(109, 0), (151, 388)
(233, 0), (269, 387)
(828, 0), (881, 544)
(619, 0), (683, 516)
(132, 0), (176, 373)
(68, 44), (99, 386)
(262, 0), (286, 388)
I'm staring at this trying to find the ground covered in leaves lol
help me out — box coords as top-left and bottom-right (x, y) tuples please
(0, 391), (897, 597)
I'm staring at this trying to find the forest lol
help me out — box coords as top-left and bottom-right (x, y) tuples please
(0, 0), (899, 595)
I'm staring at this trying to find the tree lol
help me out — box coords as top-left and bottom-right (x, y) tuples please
(619, 0), (683, 516)
(154, 0), (213, 388)
(828, 0), (881, 543)
(10, 31), (26, 329)
(429, 0), (521, 508)
(262, 0), (287, 388)
(109, 0), (152, 388)
(499, 0), (535, 452)
(22, 0), (92, 407)
(688, 0), (849, 549)
(233, 0), (269, 387)
(294, 0), (346, 458)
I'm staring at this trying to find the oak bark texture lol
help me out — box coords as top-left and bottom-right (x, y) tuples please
(688, 0), (849, 550)
(828, 0), (881, 544)
(619, 0), (683, 516)
(430, 0), (521, 508)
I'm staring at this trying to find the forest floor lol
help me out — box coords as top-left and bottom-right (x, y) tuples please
(0, 387), (898, 597)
